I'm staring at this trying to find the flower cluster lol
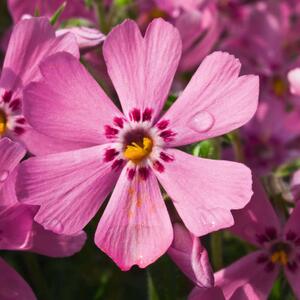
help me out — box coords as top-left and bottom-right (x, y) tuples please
(0, 0), (300, 299)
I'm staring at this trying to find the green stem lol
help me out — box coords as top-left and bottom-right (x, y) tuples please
(95, 0), (109, 34)
(229, 130), (245, 162)
(210, 231), (223, 270)
(23, 254), (51, 300)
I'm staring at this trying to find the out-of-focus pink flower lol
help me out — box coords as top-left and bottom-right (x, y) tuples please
(0, 257), (36, 300)
(0, 17), (79, 154)
(241, 96), (300, 174)
(215, 177), (300, 299)
(16, 19), (258, 270)
(168, 223), (257, 300)
(138, 0), (221, 71)
(56, 26), (106, 52)
(7, 0), (96, 24)
(291, 170), (300, 202)
(0, 138), (87, 299)
(222, 1), (299, 106)
(288, 68), (300, 96)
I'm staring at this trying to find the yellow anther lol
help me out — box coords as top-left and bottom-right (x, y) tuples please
(0, 110), (7, 136)
(124, 137), (153, 164)
(271, 250), (288, 265)
(272, 78), (287, 97)
(150, 8), (167, 19)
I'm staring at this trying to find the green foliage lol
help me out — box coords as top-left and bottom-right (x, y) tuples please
(50, 2), (67, 26)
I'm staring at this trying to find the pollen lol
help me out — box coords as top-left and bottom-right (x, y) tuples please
(271, 250), (288, 265)
(272, 77), (287, 97)
(124, 137), (153, 164)
(0, 110), (7, 136)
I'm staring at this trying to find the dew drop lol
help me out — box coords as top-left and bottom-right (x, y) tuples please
(45, 219), (64, 233)
(0, 170), (9, 182)
(188, 111), (215, 133)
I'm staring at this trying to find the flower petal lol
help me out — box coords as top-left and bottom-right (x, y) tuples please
(215, 251), (279, 300)
(95, 165), (173, 270)
(168, 223), (214, 288)
(56, 27), (106, 51)
(103, 18), (182, 122)
(285, 264), (300, 299)
(153, 149), (252, 236)
(288, 68), (300, 96)
(23, 52), (121, 150)
(160, 51), (259, 147)
(28, 223), (87, 257)
(189, 287), (225, 300)
(283, 201), (300, 237)
(0, 204), (34, 250)
(0, 257), (36, 300)
(230, 176), (281, 247)
(16, 145), (120, 234)
(0, 138), (25, 190)
(1, 17), (79, 93)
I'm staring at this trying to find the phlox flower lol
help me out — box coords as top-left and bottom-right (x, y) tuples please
(215, 177), (300, 299)
(241, 96), (300, 174)
(17, 19), (258, 270)
(0, 17), (79, 154)
(137, 0), (221, 71)
(168, 223), (255, 300)
(288, 68), (300, 96)
(291, 169), (300, 202)
(0, 138), (87, 299)
(222, 1), (299, 104)
(7, 0), (96, 25)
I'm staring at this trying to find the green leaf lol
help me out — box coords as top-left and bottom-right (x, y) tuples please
(50, 2), (66, 26)
(275, 158), (300, 177)
(61, 18), (93, 28)
(163, 94), (177, 111)
(114, 0), (133, 6)
(192, 139), (219, 159)
(84, 0), (94, 8)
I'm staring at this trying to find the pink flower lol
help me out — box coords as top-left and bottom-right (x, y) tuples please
(241, 96), (300, 174)
(0, 17), (79, 154)
(291, 169), (300, 202)
(138, 0), (221, 71)
(7, 0), (96, 24)
(168, 223), (256, 300)
(288, 68), (300, 96)
(17, 19), (258, 270)
(56, 27), (106, 52)
(0, 137), (87, 255)
(215, 177), (300, 299)
(0, 257), (36, 300)
(0, 138), (87, 299)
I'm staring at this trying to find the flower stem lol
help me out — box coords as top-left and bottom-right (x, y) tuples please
(210, 231), (223, 270)
(23, 253), (51, 300)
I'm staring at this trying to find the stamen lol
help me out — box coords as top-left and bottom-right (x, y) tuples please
(0, 110), (7, 136)
(271, 250), (288, 265)
(272, 77), (287, 97)
(124, 137), (153, 164)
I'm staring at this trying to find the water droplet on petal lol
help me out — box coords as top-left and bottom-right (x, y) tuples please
(188, 111), (215, 133)
(0, 170), (9, 182)
(45, 219), (64, 233)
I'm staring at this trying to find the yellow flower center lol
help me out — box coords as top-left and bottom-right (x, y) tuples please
(0, 110), (7, 136)
(271, 250), (288, 266)
(124, 137), (153, 164)
(272, 77), (287, 97)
